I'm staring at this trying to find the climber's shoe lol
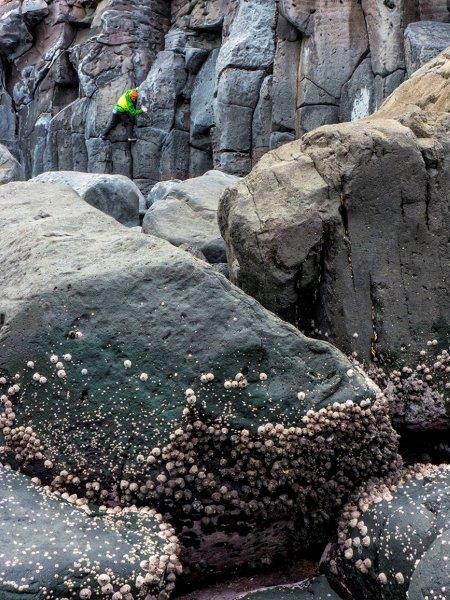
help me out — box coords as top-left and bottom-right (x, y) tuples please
(128, 137), (137, 142)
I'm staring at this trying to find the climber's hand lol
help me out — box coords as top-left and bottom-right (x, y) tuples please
(141, 106), (148, 113)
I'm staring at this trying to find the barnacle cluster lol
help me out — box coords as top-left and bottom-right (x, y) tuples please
(324, 463), (450, 598)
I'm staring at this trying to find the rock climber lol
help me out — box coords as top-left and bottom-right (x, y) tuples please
(101, 88), (147, 142)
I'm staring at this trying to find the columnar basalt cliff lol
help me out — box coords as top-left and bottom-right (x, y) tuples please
(0, 0), (448, 190)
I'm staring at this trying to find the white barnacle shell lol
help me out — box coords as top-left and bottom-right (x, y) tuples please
(259, 372), (268, 381)
(81, 368), (88, 375)
(139, 372), (148, 382)
(378, 573), (387, 585)
(27, 361), (35, 369)
(97, 574), (110, 586)
(57, 369), (66, 379)
(346, 369), (355, 377)
(79, 589), (92, 599)
(297, 391), (306, 401)
(206, 372), (214, 382)
(224, 380), (232, 389)
(123, 359), (132, 369)
(200, 374), (208, 383)
(39, 376), (47, 385)
(50, 354), (59, 364)
(395, 572), (404, 584)
(185, 388), (195, 397)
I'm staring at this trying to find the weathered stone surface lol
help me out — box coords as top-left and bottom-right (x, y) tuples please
(0, 3), (33, 60)
(190, 49), (219, 152)
(0, 464), (178, 599)
(404, 21), (450, 76)
(340, 58), (376, 123)
(143, 169), (238, 264)
(33, 171), (144, 225)
(3, 0), (448, 183)
(241, 576), (343, 599)
(0, 143), (24, 185)
(0, 181), (401, 578)
(322, 464), (450, 600)
(219, 51), (450, 386)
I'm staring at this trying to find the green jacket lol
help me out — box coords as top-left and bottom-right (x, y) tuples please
(114, 89), (144, 117)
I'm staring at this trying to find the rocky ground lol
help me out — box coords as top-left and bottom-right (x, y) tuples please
(0, 2), (449, 600)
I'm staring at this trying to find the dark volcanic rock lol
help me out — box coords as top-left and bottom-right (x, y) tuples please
(240, 576), (343, 599)
(0, 143), (25, 184)
(0, 464), (180, 599)
(143, 170), (239, 264)
(33, 170), (145, 225)
(2, 0), (448, 183)
(219, 50), (450, 432)
(0, 181), (401, 578)
(404, 21), (450, 75)
(322, 463), (450, 600)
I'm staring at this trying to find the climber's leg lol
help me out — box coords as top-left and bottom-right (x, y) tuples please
(123, 114), (137, 142)
(102, 112), (121, 140)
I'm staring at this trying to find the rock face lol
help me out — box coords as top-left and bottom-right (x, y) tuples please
(404, 21), (450, 75)
(219, 50), (450, 414)
(33, 170), (145, 225)
(240, 576), (343, 599)
(0, 1), (448, 185)
(0, 181), (401, 579)
(0, 144), (24, 185)
(322, 463), (450, 600)
(143, 170), (238, 263)
(0, 464), (179, 599)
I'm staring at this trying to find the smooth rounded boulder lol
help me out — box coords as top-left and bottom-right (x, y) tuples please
(33, 170), (145, 225)
(0, 464), (180, 600)
(0, 181), (400, 579)
(143, 170), (239, 264)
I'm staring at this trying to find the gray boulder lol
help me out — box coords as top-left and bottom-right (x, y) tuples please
(404, 21), (450, 75)
(0, 464), (180, 600)
(33, 171), (145, 225)
(0, 181), (400, 578)
(322, 464), (450, 600)
(143, 170), (239, 263)
(240, 576), (343, 599)
(219, 50), (450, 408)
(0, 144), (24, 185)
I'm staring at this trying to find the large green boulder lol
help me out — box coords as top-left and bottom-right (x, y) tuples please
(0, 464), (180, 599)
(322, 463), (450, 600)
(0, 182), (400, 578)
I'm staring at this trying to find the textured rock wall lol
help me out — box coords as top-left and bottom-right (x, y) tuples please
(218, 49), (450, 406)
(0, 0), (448, 188)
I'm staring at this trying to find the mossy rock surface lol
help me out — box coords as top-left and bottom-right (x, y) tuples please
(0, 465), (171, 599)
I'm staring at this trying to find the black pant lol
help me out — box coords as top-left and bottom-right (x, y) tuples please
(102, 112), (135, 139)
